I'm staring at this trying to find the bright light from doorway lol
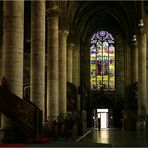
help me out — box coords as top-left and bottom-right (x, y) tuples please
(101, 113), (108, 128)
(97, 109), (108, 112)
(97, 109), (108, 129)
(93, 108), (109, 129)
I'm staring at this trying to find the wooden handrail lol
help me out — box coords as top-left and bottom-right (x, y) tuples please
(0, 86), (42, 139)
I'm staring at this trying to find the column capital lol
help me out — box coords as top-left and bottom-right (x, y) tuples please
(46, 6), (61, 18)
(59, 30), (69, 38)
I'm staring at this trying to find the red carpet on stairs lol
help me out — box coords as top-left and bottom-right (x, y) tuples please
(0, 144), (27, 147)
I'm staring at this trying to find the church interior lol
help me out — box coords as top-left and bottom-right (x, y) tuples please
(0, 0), (148, 147)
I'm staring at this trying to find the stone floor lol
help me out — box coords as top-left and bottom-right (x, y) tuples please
(1, 128), (148, 147)
(78, 128), (148, 147)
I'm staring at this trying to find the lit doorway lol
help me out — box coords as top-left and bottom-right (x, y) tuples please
(93, 108), (109, 129)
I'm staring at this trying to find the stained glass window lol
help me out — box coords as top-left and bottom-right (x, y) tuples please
(90, 30), (115, 91)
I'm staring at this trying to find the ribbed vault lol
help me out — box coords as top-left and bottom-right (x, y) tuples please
(66, 1), (137, 43)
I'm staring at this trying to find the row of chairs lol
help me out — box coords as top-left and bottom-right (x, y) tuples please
(43, 115), (79, 140)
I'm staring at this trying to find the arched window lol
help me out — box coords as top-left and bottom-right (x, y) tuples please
(90, 30), (115, 91)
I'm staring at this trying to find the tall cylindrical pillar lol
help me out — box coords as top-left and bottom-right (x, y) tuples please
(75, 43), (81, 111)
(2, 1), (24, 128)
(138, 27), (147, 116)
(59, 30), (69, 115)
(47, 6), (60, 118)
(31, 0), (45, 121)
(67, 44), (74, 83)
(73, 43), (81, 112)
(73, 44), (79, 86)
(131, 35), (138, 84)
(146, 23), (148, 115)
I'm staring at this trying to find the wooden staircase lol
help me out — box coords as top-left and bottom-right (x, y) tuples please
(0, 86), (44, 143)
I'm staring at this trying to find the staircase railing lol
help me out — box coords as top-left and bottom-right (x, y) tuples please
(0, 86), (42, 141)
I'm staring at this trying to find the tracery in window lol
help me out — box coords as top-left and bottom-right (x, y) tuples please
(90, 30), (115, 91)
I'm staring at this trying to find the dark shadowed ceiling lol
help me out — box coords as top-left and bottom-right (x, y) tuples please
(65, 1), (138, 43)
(0, 1), (146, 49)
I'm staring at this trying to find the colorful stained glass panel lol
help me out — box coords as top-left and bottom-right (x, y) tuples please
(90, 30), (115, 91)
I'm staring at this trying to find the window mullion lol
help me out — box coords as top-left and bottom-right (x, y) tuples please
(108, 44), (109, 91)
(102, 41), (103, 90)
(95, 44), (97, 90)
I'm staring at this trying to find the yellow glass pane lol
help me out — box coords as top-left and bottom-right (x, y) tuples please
(109, 76), (114, 81)
(109, 78), (115, 90)
(102, 76), (108, 89)
(97, 46), (102, 51)
(97, 75), (102, 80)
(91, 64), (96, 70)
(91, 79), (96, 84)
(97, 53), (102, 57)
(91, 54), (96, 61)
(103, 76), (108, 80)
(96, 76), (102, 89)
(91, 77), (96, 89)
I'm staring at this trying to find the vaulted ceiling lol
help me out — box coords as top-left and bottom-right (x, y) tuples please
(0, 1), (146, 47)
(64, 1), (138, 43)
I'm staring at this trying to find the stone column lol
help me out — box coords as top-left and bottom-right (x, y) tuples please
(73, 43), (81, 111)
(0, 13), (2, 126)
(146, 25), (148, 130)
(59, 30), (69, 115)
(146, 22), (148, 116)
(0, 38), (2, 128)
(73, 44), (78, 86)
(131, 35), (138, 83)
(46, 5), (60, 118)
(30, 1), (45, 121)
(2, 1), (24, 129)
(0, 44), (2, 80)
(76, 44), (81, 111)
(0, 3), (2, 83)
(67, 44), (74, 83)
(138, 21), (147, 116)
